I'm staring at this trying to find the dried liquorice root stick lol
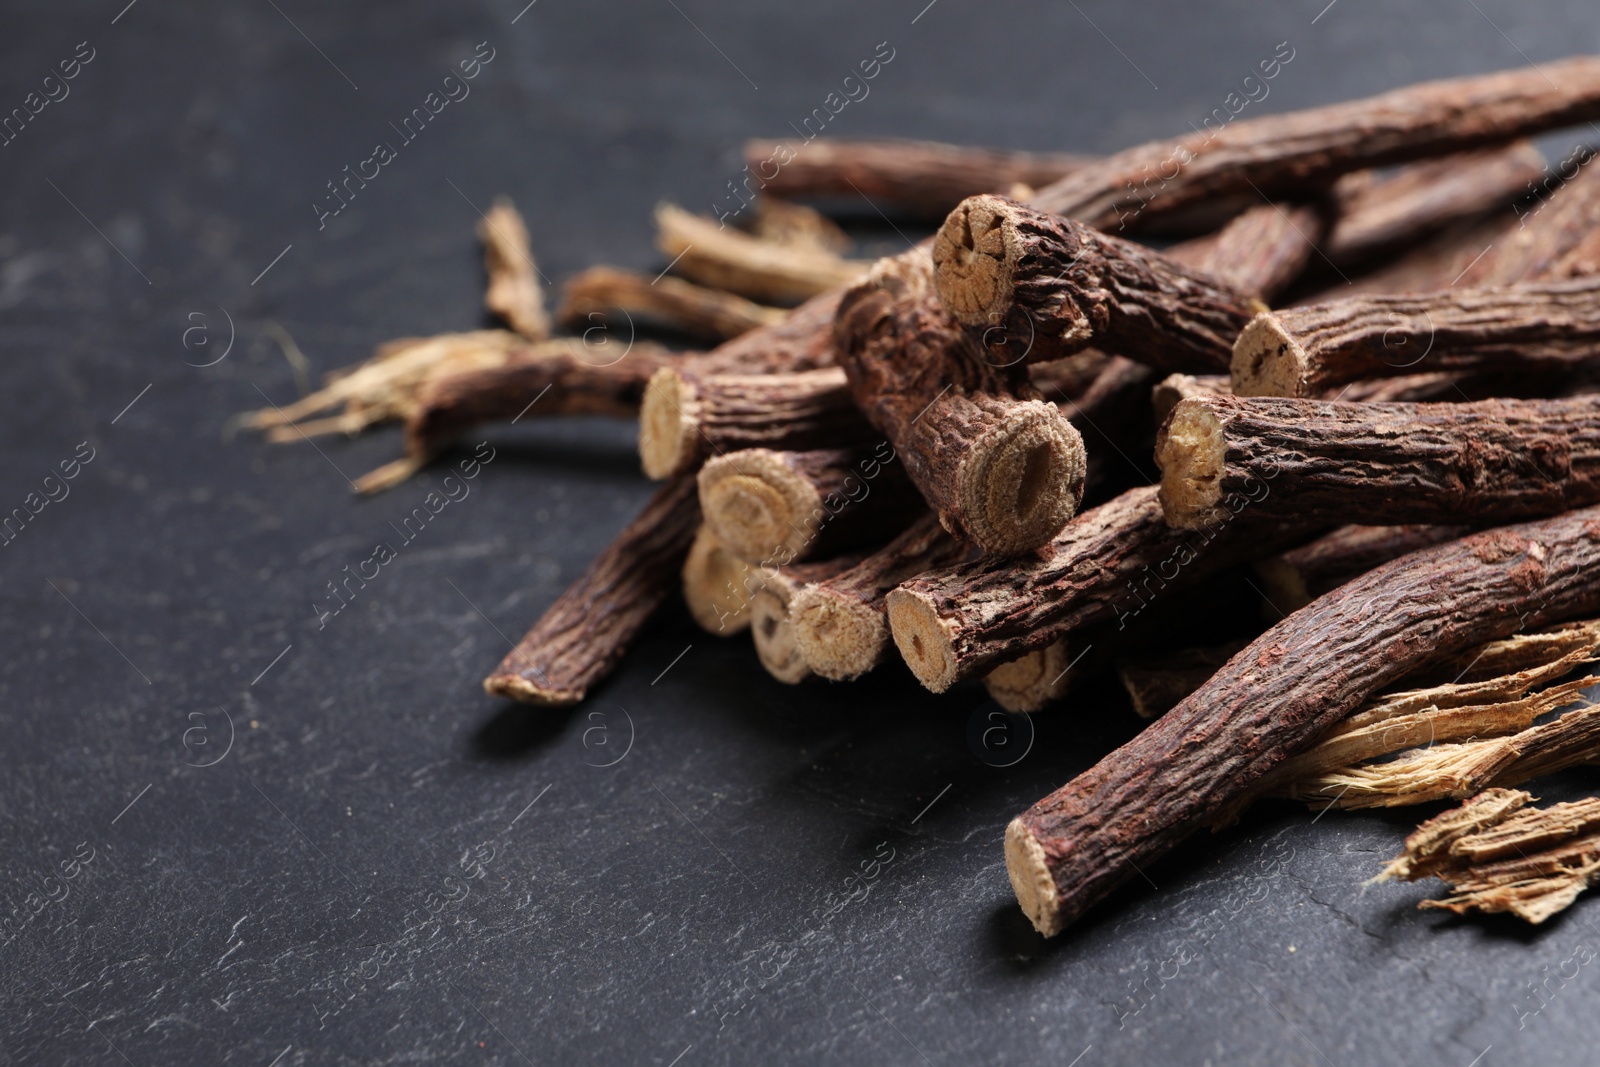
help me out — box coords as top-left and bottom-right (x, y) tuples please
(1254, 523), (1470, 613)
(558, 267), (786, 342)
(1157, 393), (1600, 529)
(790, 512), (975, 682)
(1324, 142), (1544, 266)
(1006, 506), (1600, 937)
(1233, 275), (1600, 398)
(638, 367), (877, 480)
(395, 288), (848, 489)
(682, 525), (756, 635)
(655, 203), (866, 305)
(1377, 789), (1600, 923)
(241, 330), (530, 439)
(932, 195), (1263, 371)
(483, 474), (700, 706)
(744, 138), (1089, 219)
(356, 340), (677, 493)
(746, 198), (852, 254)
(1456, 147), (1600, 287)
(749, 554), (871, 684)
(1029, 56), (1600, 230)
(696, 444), (922, 565)
(833, 249), (1087, 554)
(479, 197), (550, 340)
(886, 486), (1302, 692)
(1162, 202), (1325, 301)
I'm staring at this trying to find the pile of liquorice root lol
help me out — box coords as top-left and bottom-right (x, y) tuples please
(248, 58), (1600, 937)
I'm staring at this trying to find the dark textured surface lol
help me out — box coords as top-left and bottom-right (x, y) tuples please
(3, 2), (1600, 1065)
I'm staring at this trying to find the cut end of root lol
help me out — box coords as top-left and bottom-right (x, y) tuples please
(682, 526), (754, 635)
(639, 368), (701, 479)
(960, 401), (1085, 554)
(1231, 311), (1310, 398)
(932, 194), (1021, 326)
(984, 642), (1072, 713)
(698, 450), (820, 563)
(1156, 399), (1227, 529)
(1006, 818), (1063, 938)
(354, 455), (426, 495)
(482, 672), (583, 707)
(886, 588), (959, 692)
(791, 587), (886, 681)
(751, 589), (812, 684)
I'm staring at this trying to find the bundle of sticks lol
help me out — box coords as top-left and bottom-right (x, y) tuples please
(248, 58), (1600, 936)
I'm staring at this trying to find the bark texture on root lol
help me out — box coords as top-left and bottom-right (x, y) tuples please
(1007, 505), (1600, 937)
(484, 474), (700, 706)
(744, 138), (1088, 218)
(1455, 149), (1600, 287)
(932, 195), (1262, 372)
(886, 486), (1303, 692)
(387, 288), (845, 488)
(1254, 523), (1470, 613)
(1163, 203), (1325, 300)
(1324, 142), (1544, 266)
(833, 249), (1087, 554)
(790, 513), (973, 682)
(1028, 57), (1600, 230)
(1157, 393), (1600, 530)
(696, 444), (920, 565)
(638, 367), (874, 480)
(1232, 276), (1600, 399)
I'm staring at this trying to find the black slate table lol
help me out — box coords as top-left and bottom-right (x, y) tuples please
(3, 2), (1600, 1064)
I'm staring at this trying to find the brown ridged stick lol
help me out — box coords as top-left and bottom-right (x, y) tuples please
(655, 203), (866, 305)
(484, 474), (700, 706)
(932, 195), (1263, 371)
(638, 367), (875, 480)
(1158, 393), (1600, 530)
(1231, 275), (1600, 398)
(749, 555), (869, 684)
(371, 288), (846, 492)
(479, 198), (550, 340)
(696, 444), (921, 565)
(682, 525), (756, 635)
(744, 138), (1089, 218)
(1006, 506), (1600, 937)
(1254, 524), (1470, 613)
(790, 513), (974, 682)
(1324, 142), (1544, 265)
(558, 267), (786, 342)
(1028, 57), (1600, 230)
(1163, 203), (1325, 300)
(1454, 150), (1600, 287)
(886, 487), (1303, 692)
(833, 249), (1086, 553)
